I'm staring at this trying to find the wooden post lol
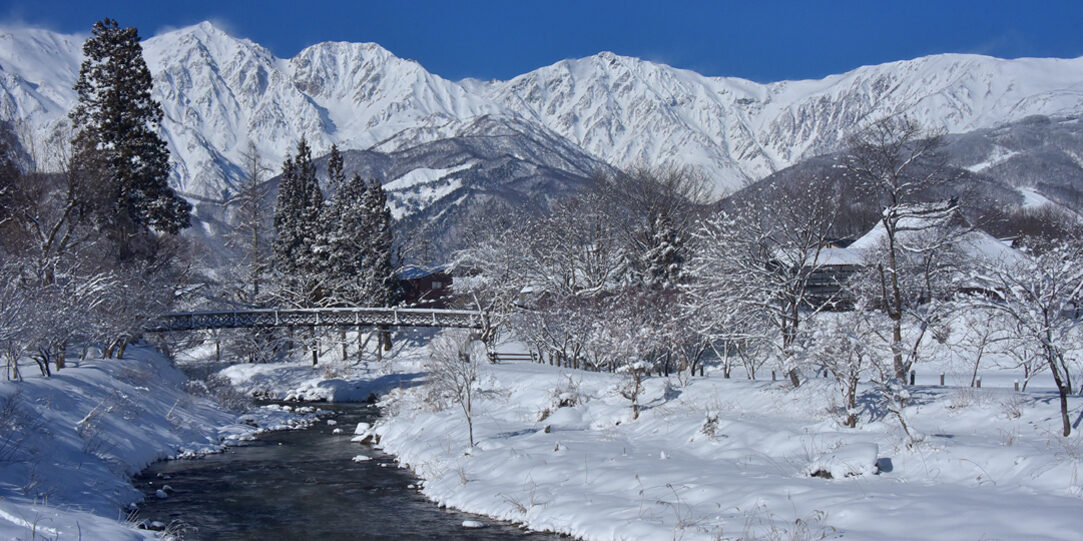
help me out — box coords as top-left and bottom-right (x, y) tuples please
(215, 340), (220, 363)
(699, 364), (704, 377)
(771, 370), (776, 381)
(1014, 380), (1019, 392)
(909, 370), (915, 385)
(976, 376), (981, 388)
(312, 348), (318, 366)
(940, 373), (945, 386)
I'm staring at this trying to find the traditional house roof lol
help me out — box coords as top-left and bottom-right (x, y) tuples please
(824, 201), (1026, 268)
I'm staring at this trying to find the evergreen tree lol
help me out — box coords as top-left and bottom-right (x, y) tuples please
(316, 174), (397, 307)
(362, 177), (397, 306)
(69, 18), (190, 244)
(318, 173), (371, 305)
(326, 144), (345, 192)
(272, 137), (323, 306)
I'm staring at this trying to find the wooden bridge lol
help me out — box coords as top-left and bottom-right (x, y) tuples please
(146, 307), (484, 333)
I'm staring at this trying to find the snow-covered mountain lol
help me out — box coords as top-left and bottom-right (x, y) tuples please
(1, 20), (1081, 201)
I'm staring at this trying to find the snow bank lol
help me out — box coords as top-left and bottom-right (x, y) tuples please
(219, 359), (426, 402)
(0, 346), (312, 539)
(806, 443), (879, 478)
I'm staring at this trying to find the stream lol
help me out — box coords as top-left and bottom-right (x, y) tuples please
(133, 402), (562, 540)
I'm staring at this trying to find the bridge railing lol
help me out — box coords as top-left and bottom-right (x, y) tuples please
(146, 307), (484, 332)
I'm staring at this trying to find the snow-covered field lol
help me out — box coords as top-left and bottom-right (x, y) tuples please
(0, 347), (317, 540)
(215, 334), (1083, 540)
(371, 357), (1082, 540)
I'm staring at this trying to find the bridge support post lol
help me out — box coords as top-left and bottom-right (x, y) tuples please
(312, 348), (318, 367)
(341, 328), (348, 362)
(357, 327), (364, 362)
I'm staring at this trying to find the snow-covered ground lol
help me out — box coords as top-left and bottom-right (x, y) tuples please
(370, 357), (1081, 540)
(212, 333), (1083, 540)
(3, 329), (1080, 540)
(0, 347), (318, 540)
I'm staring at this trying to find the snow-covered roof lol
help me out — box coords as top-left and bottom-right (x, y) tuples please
(822, 202), (1027, 267)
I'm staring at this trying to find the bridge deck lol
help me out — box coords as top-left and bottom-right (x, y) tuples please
(146, 307), (483, 332)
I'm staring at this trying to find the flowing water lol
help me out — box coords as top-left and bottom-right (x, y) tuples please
(133, 403), (562, 540)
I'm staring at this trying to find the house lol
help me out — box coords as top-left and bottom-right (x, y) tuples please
(398, 267), (454, 308)
(804, 201), (1026, 308)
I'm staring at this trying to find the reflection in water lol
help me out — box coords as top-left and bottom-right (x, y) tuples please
(134, 403), (561, 540)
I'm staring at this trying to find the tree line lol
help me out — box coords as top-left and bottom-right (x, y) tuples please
(0, 19), (399, 379)
(456, 116), (1083, 437)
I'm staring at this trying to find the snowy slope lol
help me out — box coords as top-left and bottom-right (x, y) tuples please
(0, 346), (318, 539)
(1, 21), (1081, 200)
(487, 52), (1083, 193)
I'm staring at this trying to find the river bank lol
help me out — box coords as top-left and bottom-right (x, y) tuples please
(4, 334), (1080, 540)
(213, 336), (1083, 540)
(0, 347), (318, 539)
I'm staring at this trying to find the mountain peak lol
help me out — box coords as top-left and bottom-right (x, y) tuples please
(0, 23), (1080, 203)
(155, 20), (236, 41)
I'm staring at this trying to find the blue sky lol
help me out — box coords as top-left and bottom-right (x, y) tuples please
(2, 0), (1081, 82)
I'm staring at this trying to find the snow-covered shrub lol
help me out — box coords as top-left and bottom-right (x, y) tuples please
(1000, 395), (1024, 420)
(699, 411), (720, 438)
(539, 375), (582, 421)
(616, 360), (653, 420)
(874, 377), (924, 446)
(806, 312), (877, 427)
(184, 374), (251, 412)
(806, 442), (879, 479)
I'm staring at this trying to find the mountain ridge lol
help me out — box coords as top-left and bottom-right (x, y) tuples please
(1, 21), (1081, 202)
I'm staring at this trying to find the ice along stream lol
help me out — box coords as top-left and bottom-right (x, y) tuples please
(133, 402), (563, 540)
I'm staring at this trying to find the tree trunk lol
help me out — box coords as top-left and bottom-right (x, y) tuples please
(381, 327), (392, 351)
(1048, 350), (1072, 436)
(55, 341), (66, 372)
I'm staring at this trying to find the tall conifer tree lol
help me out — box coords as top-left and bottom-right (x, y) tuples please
(70, 18), (190, 246)
(362, 178), (397, 306)
(273, 137), (323, 306)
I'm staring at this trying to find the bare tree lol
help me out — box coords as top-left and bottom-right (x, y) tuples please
(590, 288), (668, 419)
(684, 177), (837, 386)
(807, 311), (879, 427)
(226, 141), (273, 305)
(845, 204), (967, 385)
(947, 309), (1011, 387)
(591, 166), (713, 287)
(843, 116), (962, 380)
(452, 204), (533, 361)
(967, 241), (1083, 436)
(426, 330), (483, 448)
